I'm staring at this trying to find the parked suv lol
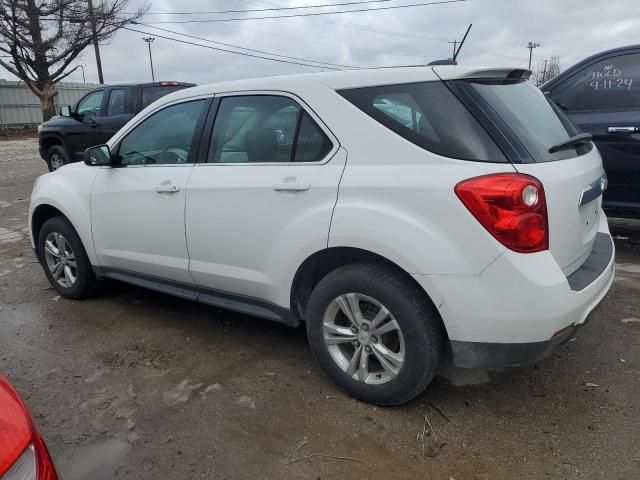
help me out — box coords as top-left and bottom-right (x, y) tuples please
(542, 45), (640, 217)
(38, 81), (196, 171)
(29, 67), (614, 405)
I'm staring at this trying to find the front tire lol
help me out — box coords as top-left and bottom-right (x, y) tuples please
(37, 216), (97, 299)
(306, 263), (443, 406)
(46, 145), (69, 171)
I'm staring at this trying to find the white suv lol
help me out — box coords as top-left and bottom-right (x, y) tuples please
(29, 66), (615, 405)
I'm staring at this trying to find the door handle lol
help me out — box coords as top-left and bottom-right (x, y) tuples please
(155, 184), (180, 194)
(606, 126), (639, 134)
(273, 181), (311, 192)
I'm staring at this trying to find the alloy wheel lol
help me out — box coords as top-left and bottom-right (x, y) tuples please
(49, 153), (64, 170)
(322, 293), (405, 385)
(43, 232), (77, 288)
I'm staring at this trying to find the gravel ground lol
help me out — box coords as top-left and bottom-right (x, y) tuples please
(1, 139), (639, 479)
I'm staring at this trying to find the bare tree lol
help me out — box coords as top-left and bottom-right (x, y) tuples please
(0, 0), (147, 121)
(533, 56), (561, 86)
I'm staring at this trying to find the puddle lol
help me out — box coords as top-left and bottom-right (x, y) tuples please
(58, 435), (131, 480)
(616, 263), (640, 274)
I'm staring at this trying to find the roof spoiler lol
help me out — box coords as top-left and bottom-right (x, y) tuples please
(432, 67), (532, 81)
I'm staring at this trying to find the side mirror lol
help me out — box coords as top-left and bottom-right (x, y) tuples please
(59, 105), (72, 117)
(83, 145), (113, 167)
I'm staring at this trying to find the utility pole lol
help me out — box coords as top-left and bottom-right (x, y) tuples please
(448, 40), (458, 60)
(88, 0), (104, 84)
(527, 41), (540, 70)
(79, 64), (86, 83)
(143, 37), (155, 82)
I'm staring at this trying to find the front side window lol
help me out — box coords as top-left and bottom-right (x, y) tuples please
(551, 53), (640, 112)
(340, 82), (506, 162)
(208, 95), (332, 163)
(118, 100), (205, 166)
(76, 90), (104, 116)
(106, 88), (130, 116)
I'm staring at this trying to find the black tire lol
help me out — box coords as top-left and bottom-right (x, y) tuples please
(46, 145), (69, 172)
(37, 216), (97, 299)
(306, 263), (444, 406)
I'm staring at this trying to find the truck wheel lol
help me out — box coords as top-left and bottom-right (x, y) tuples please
(306, 263), (444, 406)
(47, 145), (69, 171)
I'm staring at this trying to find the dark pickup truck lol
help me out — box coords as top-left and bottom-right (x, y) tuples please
(541, 45), (640, 218)
(38, 81), (196, 171)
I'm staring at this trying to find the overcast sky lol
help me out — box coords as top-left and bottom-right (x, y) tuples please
(3, 0), (640, 85)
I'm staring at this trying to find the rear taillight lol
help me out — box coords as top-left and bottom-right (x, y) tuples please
(455, 173), (549, 253)
(160, 81), (179, 86)
(0, 374), (58, 480)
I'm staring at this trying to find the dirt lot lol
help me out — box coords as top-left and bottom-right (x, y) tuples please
(1, 139), (639, 479)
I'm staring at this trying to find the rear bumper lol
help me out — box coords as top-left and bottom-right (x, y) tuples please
(413, 222), (615, 368)
(450, 323), (577, 369)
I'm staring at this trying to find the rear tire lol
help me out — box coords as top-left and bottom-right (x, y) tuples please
(46, 145), (69, 171)
(306, 263), (443, 406)
(37, 216), (97, 299)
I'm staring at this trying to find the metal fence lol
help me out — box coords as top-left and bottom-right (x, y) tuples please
(0, 79), (97, 128)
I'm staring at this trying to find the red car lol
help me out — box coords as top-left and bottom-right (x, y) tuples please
(0, 373), (58, 479)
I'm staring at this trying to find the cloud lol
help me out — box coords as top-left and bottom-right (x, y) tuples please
(2, 0), (640, 86)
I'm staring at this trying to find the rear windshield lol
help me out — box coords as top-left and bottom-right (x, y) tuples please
(339, 82), (507, 162)
(465, 79), (588, 162)
(141, 85), (191, 109)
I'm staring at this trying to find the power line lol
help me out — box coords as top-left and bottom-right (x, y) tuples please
(136, 0), (392, 15)
(123, 26), (346, 70)
(206, 21), (431, 60)
(242, 0), (452, 42)
(137, 23), (363, 69)
(139, 0), (467, 24)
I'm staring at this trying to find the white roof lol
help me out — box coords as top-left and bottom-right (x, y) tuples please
(156, 65), (527, 106)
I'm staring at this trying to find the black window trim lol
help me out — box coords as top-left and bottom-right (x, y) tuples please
(111, 96), (212, 168)
(549, 52), (640, 114)
(195, 90), (339, 165)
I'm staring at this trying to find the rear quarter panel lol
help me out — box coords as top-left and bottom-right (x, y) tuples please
(318, 86), (515, 276)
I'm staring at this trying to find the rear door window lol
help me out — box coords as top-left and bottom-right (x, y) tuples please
(339, 82), (507, 162)
(106, 88), (131, 116)
(207, 95), (333, 163)
(550, 53), (640, 112)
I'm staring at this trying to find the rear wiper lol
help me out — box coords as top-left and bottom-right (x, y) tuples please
(548, 133), (593, 153)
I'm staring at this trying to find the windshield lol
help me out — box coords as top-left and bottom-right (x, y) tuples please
(466, 79), (588, 162)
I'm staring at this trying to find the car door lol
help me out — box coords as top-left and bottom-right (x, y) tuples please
(91, 98), (209, 283)
(548, 52), (640, 210)
(66, 89), (106, 161)
(99, 87), (134, 143)
(185, 93), (345, 307)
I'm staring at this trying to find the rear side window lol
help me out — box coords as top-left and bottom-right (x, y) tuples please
(141, 85), (190, 108)
(339, 82), (506, 162)
(550, 53), (640, 112)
